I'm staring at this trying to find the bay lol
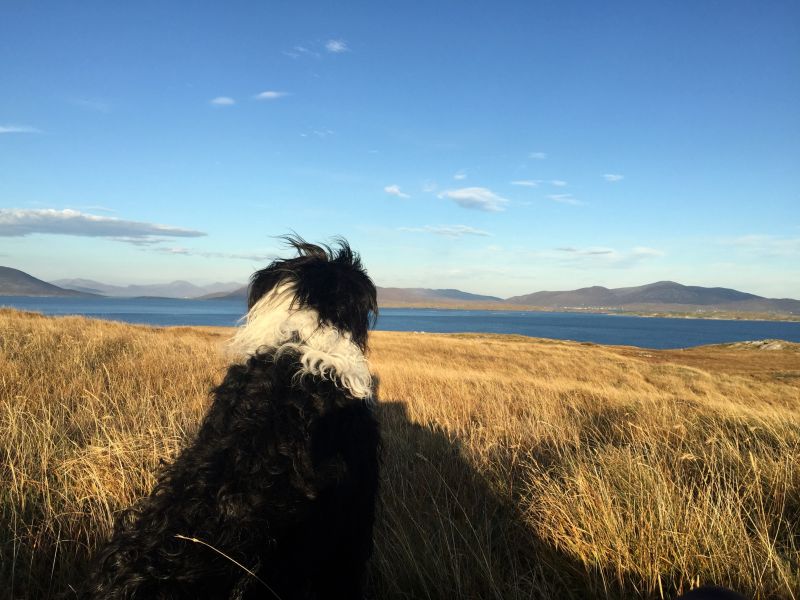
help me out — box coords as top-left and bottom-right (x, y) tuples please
(2, 296), (800, 350)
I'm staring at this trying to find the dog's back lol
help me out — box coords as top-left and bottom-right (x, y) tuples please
(80, 238), (380, 599)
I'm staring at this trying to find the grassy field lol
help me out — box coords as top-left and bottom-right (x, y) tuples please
(1, 308), (799, 599)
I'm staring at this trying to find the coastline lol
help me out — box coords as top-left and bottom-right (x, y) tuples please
(378, 302), (800, 323)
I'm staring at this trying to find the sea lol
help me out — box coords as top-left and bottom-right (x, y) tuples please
(2, 296), (800, 350)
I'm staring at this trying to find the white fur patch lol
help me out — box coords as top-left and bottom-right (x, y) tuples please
(228, 285), (373, 399)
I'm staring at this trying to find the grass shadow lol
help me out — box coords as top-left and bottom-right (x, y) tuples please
(369, 400), (609, 600)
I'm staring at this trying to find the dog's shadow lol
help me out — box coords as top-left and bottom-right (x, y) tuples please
(369, 400), (617, 600)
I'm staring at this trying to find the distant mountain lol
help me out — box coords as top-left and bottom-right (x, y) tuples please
(205, 281), (800, 315)
(53, 278), (242, 299)
(205, 286), (502, 305)
(10, 268), (798, 317)
(0, 267), (96, 297)
(378, 287), (502, 305)
(201, 286), (248, 300)
(507, 281), (800, 314)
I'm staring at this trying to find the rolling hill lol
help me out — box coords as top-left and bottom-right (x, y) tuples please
(203, 286), (502, 305)
(53, 278), (241, 299)
(506, 281), (800, 314)
(4, 267), (799, 316)
(377, 287), (502, 305)
(143, 280), (800, 315)
(0, 267), (95, 297)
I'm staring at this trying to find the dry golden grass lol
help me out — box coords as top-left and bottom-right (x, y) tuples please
(1, 308), (798, 599)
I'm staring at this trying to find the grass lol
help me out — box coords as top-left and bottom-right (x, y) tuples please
(1, 308), (798, 599)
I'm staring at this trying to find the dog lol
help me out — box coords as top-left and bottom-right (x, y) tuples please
(79, 237), (381, 600)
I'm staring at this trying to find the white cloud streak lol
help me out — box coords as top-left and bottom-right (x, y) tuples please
(453, 170), (467, 180)
(603, 173), (624, 182)
(0, 125), (41, 134)
(154, 247), (275, 261)
(210, 96), (236, 106)
(438, 187), (509, 212)
(384, 185), (410, 198)
(529, 152), (547, 160)
(398, 225), (490, 238)
(550, 245), (664, 267)
(510, 180), (540, 187)
(284, 45), (321, 59)
(255, 91), (289, 100)
(0, 209), (206, 243)
(550, 180), (568, 187)
(547, 193), (583, 206)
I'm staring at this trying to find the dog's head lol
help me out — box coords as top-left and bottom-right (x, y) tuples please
(246, 236), (378, 352)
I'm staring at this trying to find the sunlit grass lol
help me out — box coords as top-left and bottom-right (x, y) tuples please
(1, 309), (798, 598)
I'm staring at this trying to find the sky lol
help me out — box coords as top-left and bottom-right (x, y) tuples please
(1, 0), (799, 298)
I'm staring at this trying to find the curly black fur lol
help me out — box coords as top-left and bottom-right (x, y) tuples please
(78, 238), (380, 600)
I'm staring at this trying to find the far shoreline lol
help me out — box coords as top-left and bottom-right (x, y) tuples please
(2, 295), (800, 323)
(378, 302), (800, 323)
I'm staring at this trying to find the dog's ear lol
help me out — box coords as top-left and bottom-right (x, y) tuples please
(247, 267), (283, 309)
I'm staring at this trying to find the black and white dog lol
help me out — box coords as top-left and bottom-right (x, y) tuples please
(80, 237), (380, 600)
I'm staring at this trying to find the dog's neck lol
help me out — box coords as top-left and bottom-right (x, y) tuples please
(229, 286), (373, 400)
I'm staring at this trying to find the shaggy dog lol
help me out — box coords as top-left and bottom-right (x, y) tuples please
(80, 238), (380, 600)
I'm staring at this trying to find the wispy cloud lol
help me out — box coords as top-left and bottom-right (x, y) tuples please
(438, 187), (509, 212)
(603, 173), (624, 182)
(550, 180), (568, 187)
(210, 96), (236, 106)
(453, 170), (467, 181)
(551, 245), (664, 267)
(0, 209), (206, 244)
(510, 180), (540, 187)
(300, 130), (334, 138)
(556, 247), (614, 256)
(529, 152), (547, 160)
(0, 125), (41, 134)
(398, 225), (490, 238)
(547, 193), (583, 206)
(325, 39), (349, 53)
(384, 184), (410, 199)
(255, 91), (289, 100)
(154, 247), (275, 261)
(284, 45), (321, 59)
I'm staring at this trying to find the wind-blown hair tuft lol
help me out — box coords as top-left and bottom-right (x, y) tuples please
(246, 235), (378, 352)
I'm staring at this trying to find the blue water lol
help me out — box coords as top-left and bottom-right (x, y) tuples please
(2, 296), (800, 350)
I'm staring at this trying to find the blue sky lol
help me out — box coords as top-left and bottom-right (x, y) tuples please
(1, 0), (798, 298)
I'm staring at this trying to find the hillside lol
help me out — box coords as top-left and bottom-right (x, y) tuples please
(377, 287), (502, 305)
(1, 308), (798, 599)
(205, 286), (502, 304)
(8, 266), (800, 317)
(53, 278), (241, 299)
(507, 280), (800, 314)
(200, 285), (247, 300)
(0, 266), (94, 297)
